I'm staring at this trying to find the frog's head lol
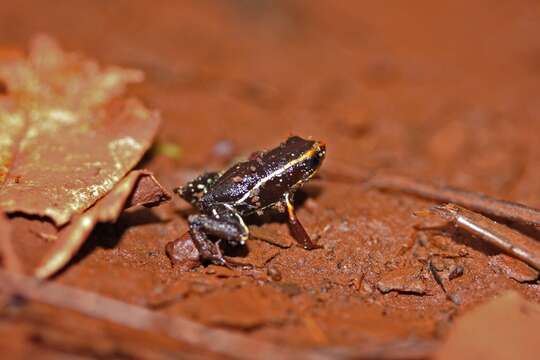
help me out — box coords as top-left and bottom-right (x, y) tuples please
(281, 136), (326, 184)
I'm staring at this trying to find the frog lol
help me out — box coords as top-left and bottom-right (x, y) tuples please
(172, 136), (326, 267)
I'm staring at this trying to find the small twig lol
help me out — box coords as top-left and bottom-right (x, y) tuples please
(427, 259), (461, 305)
(427, 259), (447, 293)
(430, 204), (540, 271)
(369, 174), (540, 227)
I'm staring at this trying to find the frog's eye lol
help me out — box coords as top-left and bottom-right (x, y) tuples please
(305, 151), (324, 170)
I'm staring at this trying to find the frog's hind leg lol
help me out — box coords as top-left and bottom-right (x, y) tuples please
(174, 172), (220, 206)
(284, 193), (323, 250)
(187, 205), (249, 267)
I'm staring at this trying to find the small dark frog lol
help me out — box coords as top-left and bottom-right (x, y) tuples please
(171, 136), (326, 267)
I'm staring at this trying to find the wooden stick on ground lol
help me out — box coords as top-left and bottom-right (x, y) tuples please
(369, 174), (540, 227)
(430, 204), (540, 271)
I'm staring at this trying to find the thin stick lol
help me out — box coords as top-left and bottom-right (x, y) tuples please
(427, 259), (447, 293)
(369, 174), (540, 227)
(427, 259), (461, 305)
(430, 204), (540, 270)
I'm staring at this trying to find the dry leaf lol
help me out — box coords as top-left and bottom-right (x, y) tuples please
(35, 170), (170, 279)
(489, 254), (539, 283)
(0, 35), (160, 226)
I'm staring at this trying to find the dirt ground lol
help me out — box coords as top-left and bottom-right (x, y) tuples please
(1, 1), (539, 358)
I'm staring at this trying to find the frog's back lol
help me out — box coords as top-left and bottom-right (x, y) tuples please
(201, 160), (265, 207)
(200, 136), (324, 213)
(201, 148), (289, 210)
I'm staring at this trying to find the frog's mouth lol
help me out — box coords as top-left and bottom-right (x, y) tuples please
(306, 140), (326, 171)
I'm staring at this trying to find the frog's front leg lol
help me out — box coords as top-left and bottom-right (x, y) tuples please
(188, 204), (249, 266)
(284, 193), (323, 250)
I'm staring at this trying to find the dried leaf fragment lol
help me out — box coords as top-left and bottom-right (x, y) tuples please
(35, 170), (171, 279)
(377, 265), (428, 295)
(0, 35), (160, 226)
(489, 254), (539, 283)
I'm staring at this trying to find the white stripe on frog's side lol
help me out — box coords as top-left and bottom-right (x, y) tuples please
(224, 203), (249, 243)
(233, 146), (319, 206)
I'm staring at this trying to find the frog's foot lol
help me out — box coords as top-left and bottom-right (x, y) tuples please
(186, 232), (227, 267)
(289, 220), (323, 250)
(188, 213), (250, 268)
(198, 246), (255, 270)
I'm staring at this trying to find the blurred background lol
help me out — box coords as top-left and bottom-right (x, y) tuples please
(1, 2), (539, 357)
(2, 1), (539, 208)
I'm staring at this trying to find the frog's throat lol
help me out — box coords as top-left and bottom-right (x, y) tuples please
(233, 144), (323, 206)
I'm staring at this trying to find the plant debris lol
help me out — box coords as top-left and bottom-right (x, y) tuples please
(428, 259), (461, 304)
(0, 35), (160, 226)
(429, 204), (540, 270)
(489, 254), (539, 283)
(376, 264), (428, 295)
(0, 36), (169, 278)
(370, 175), (540, 227)
(35, 170), (170, 278)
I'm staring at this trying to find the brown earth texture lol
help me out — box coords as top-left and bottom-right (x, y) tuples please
(1, 1), (540, 359)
